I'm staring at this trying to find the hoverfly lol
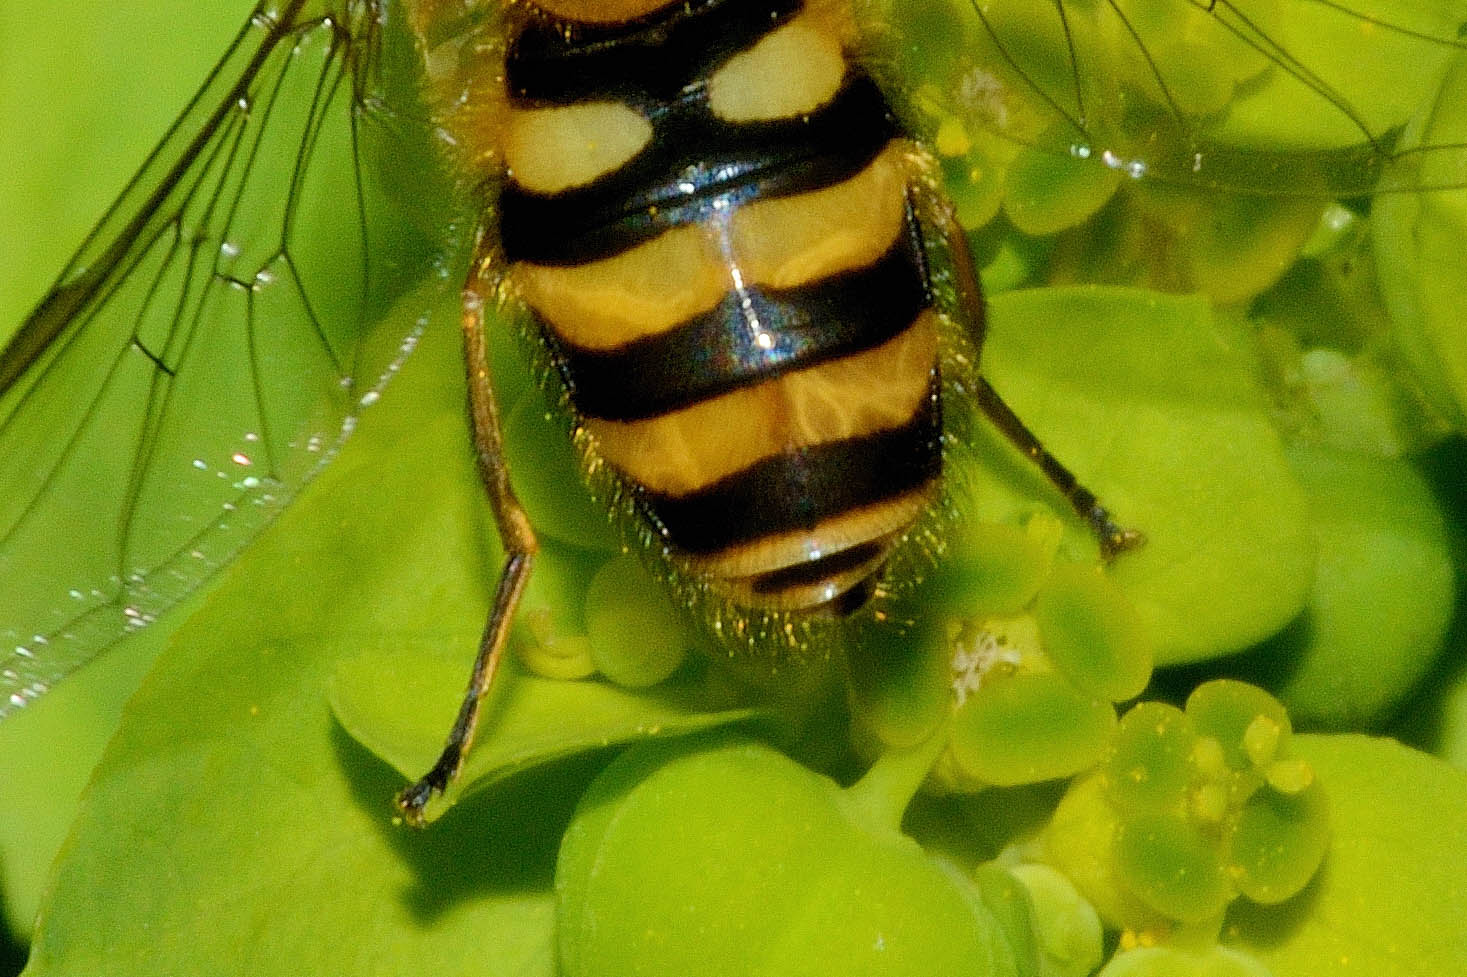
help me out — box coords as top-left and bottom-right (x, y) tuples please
(2, 0), (1464, 827)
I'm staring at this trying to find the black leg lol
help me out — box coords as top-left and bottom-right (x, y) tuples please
(972, 374), (1143, 560)
(908, 161), (1144, 561)
(395, 260), (539, 827)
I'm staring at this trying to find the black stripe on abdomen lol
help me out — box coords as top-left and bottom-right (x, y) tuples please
(555, 239), (929, 421)
(748, 541), (884, 596)
(507, 0), (803, 106)
(641, 385), (941, 555)
(499, 74), (898, 266)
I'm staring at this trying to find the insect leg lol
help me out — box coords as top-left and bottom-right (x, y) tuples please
(395, 265), (538, 828)
(911, 175), (1144, 561)
(970, 373), (1143, 560)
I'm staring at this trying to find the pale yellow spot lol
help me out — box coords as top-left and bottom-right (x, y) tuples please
(707, 16), (846, 123)
(505, 101), (652, 195)
(512, 148), (910, 350)
(730, 147), (907, 288)
(511, 227), (729, 349)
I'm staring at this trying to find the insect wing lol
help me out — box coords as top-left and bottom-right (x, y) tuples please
(877, 0), (1467, 206)
(0, 0), (462, 714)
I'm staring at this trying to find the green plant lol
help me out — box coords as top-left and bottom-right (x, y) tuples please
(2, 1), (1466, 975)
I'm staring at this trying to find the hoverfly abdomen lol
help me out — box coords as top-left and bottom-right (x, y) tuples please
(498, 0), (942, 615)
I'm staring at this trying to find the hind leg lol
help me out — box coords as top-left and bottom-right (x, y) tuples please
(907, 169), (1143, 560)
(396, 255), (539, 827)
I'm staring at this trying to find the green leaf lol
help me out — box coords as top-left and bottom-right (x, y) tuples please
(936, 519), (1059, 619)
(1042, 772), (1168, 932)
(1225, 779), (1330, 906)
(22, 303), (564, 975)
(1210, 0), (1465, 150)
(1185, 681), (1291, 774)
(330, 647), (761, 821)
(1240, 446), (1457, 728)
(584, 554), (694, 687)
(1128, 189), (1326, 305)
(1114, 811), (1231, 924)
(949, 671), (1116, 787)
(509, 539), (600, 680)
(847, 614), (952, 749)
(1007, 863), (1104, 977)
(1003, 144), (1121, 236)
(967, 286), (1316, 663)
(1228, 735), (1467, 976)
(1373, 50), (1467, 431)
(557, 735), (1034, 977)
(1104, 702), (1198, 817)
(1034, 561), (1153, 702)
(1430, 655), (1467, 772)
(1098, 945), (1272, 977)
(0, 618), (173, 940)
(0, 0), (244, 335)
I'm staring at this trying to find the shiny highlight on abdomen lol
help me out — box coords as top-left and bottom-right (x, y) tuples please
(499, 0), (941, 612)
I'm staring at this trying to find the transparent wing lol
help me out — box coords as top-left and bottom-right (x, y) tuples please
(875, 0), (1467, 202)
(0, 0), (468, 714)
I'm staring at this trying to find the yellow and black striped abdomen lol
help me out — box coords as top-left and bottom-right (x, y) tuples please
(500, 0), (940, 613)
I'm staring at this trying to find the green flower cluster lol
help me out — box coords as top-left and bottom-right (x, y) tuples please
(500, 383), (699, 690)
(514, 545), (693, 689)
(1044, 682), (1329, 936)
(925, 515), (1152, 790)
